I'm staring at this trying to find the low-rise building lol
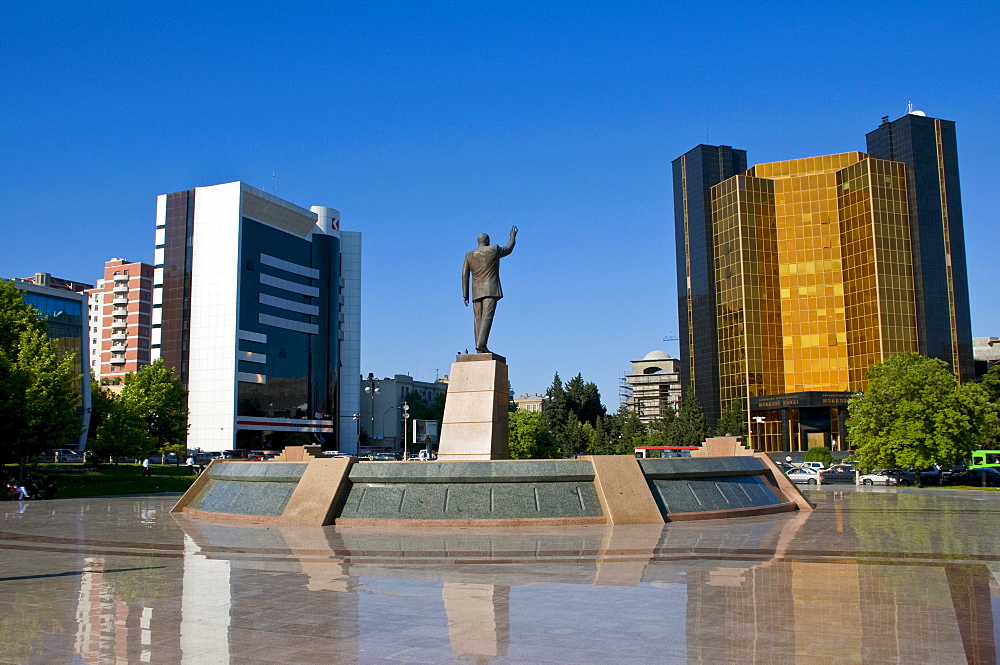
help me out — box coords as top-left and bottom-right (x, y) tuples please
(974, 337), (1000, 378)
(623, 350), (681, 425)
(359, 374), (449, 454)
(513, 393), (546, 412)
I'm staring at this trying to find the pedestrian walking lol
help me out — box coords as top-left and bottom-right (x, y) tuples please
(185, 456), (197, 475)
(142, 457), (151, 476)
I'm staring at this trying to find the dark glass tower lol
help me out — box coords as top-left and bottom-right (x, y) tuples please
(672, 145), (747, 427)
(866, 113), (974, 380)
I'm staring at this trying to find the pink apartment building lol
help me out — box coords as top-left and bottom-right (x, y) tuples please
(86, 259), (154, 383)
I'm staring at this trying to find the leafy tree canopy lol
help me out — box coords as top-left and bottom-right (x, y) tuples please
(848, 352), (1000, 472)
(508, 409), (560, 459)
(90, 394), (152, 466)
(981, 364), (1000, 406)
(0, 281), (81, 465)
(120, 359), (188, 448)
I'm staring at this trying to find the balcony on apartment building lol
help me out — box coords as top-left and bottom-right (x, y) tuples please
(109, 355), (126, 365)
(112, 283), (128, 295)
(110, 332), (127, 342)
(112, 296), (128, 306)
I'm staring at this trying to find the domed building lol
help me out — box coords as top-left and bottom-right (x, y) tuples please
(623, 350), (681, 425)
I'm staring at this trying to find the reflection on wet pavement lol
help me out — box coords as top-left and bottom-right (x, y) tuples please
(1, 487), (999, 664)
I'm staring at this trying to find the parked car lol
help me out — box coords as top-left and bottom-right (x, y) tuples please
(39, 449), (83, 463)
(942, 468), (1000, 487)
(819, 466), (856, 483)
(245, 453), (265, 461)
(146, 453), (179, 464)
(786, 467), (820, 485)
(799, 461), (827, 471)
(918, 465), (942, 485)
(373, 452), (400, 461)
(860, 468), (914, 486)
(941, 463), (969, 481)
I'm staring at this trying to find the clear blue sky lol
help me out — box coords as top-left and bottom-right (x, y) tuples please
(2, 1), (997, 406)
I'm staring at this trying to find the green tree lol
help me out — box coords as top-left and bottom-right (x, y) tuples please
(542, 373), (569, 433)
(672, 389), (707, 447)
(647, 410), (677, 446)
(981, 364), (1000, 405)
(605, 404), (646, 454)
(0, 279), (46, 348)
(558, 412), (593, 457)
(714, 399), (748, 437)
(848, 352), (1000, 473)
(90, 399), (152, 469)
(87, 380), (117, 442)
(508, 409), (560, 459)
(1, 326), (81, 468)
(590, 415), (613, 455)
(120, 359), (188, 455)
(564, 373), (605, 426)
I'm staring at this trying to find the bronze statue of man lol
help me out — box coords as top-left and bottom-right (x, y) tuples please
(463, 226), (517, 353)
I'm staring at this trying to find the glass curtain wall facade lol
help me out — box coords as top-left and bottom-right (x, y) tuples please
(672, 145), (747, 428)
(866, 114), (974, 380)
(17, 283), (91, 449)
(674, 114), (972, 452)
(707, 153), (918, 452)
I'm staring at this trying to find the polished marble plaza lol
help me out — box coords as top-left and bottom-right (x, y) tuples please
(2, 487), (999, 664)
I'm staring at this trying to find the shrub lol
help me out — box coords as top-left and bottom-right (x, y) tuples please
(804, 446), (833, 467)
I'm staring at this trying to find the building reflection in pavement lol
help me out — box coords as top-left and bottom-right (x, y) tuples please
(2, 491), (998, 664)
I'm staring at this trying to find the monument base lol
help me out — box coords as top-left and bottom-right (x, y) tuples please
(437, 353), (509, 461)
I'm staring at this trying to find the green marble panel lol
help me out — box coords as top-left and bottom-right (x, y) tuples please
(647, 476), (781, 515)
(339, 481), (602, 520)
(189, 478), (297, 516)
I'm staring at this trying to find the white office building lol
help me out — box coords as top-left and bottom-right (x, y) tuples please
(151, 182), (361, 453)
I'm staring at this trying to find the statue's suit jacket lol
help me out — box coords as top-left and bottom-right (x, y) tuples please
(463, 238), (516, 302)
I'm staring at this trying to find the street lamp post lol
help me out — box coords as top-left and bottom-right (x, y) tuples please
(363, 373), (379, 452)
(401, 402), (410, 460)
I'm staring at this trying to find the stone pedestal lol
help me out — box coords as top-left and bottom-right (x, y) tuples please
(437, 353), (509, 461)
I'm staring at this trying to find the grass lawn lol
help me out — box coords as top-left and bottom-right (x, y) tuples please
(3, 463), (198, 498)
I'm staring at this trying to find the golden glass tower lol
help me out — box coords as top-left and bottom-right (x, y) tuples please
(709, 152), (919, 451)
